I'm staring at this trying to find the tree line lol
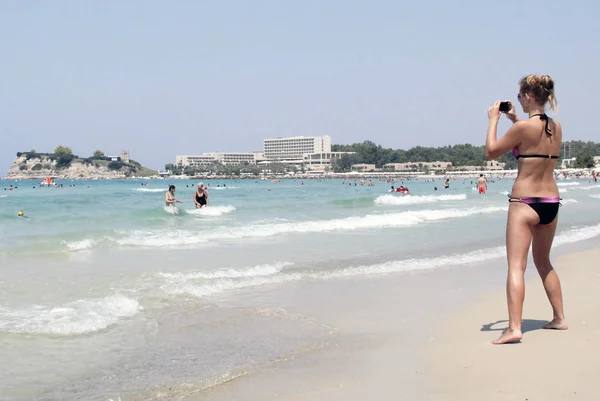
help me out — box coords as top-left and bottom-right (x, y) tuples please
(164, 139), (599, 176)
(331, 140), (600, 172)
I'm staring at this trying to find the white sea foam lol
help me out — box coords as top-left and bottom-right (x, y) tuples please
(62, 239), (97, 251)
(208, 186), (239, 190)
(0, 295), (141, 335)
(374, 193), (467, 205)
(553, 223), (600, 246)
(117, 206), (507, 247)
(580, 185), (600, 190)
(165, 273), (305, 298)
(163, 206), (180, 215)
(562, 198), (578, 204)
(133, 188), (165, 192)
(185, 205), (236, 217)
(590, 194), (600, 199)
(159, 262), (292, 280)
(557, 182), (580, 187)
(159, 262), (297, 297)
(159, 223), (600, 298)
(0, 195), (7, 198)
(560, 188), (569, 193)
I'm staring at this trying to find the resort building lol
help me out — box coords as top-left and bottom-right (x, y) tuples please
(175, 152), (264, 167)
(263, 136), (332, 162)
(485, 160), (506, 170)
(174, 136), (353, 171)
(302, 151), (356, 171)
(384, 161), (453, 172)
(351, 163), (376, 172)
(561, 158), (577, 169)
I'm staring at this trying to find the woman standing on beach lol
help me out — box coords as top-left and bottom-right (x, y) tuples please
(485, 74), (568, 345)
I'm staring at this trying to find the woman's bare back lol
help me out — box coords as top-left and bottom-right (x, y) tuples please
(512, 117), (562, 197)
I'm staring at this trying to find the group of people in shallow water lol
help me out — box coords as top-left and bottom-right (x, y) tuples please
(165, 183), (209, 209)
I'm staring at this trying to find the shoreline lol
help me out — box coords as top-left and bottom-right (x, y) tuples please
(3, 170), (598, 182)
(146, 239), (600, 401)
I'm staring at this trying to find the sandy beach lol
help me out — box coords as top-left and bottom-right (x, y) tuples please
(426, 248), (600, 401)
(167, 245), (600, 401)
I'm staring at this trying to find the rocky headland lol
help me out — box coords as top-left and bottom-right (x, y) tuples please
(6, 151), (157, 180)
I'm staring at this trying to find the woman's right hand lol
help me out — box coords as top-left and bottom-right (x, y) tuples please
(505, 101), (519, 123)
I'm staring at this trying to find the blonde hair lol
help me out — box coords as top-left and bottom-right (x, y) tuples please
(519, 74), (558, 112)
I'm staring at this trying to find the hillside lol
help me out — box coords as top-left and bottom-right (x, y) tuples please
(6, 152), (157, 179)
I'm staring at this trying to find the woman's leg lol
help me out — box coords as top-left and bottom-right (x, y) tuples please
(493, 203), (537, 344)
(531, 217), (568, 329)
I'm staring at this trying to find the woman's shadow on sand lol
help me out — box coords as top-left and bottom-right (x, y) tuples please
(480, 319), (549, 342)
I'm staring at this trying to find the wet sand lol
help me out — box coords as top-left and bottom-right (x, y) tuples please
(155, 243), (599, 401)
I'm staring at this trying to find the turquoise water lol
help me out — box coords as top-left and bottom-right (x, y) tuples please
(0, 177), (599, 400)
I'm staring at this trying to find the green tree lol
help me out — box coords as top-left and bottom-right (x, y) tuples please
(183, 165), (196, 176)
(54, 146), (73, 156)
(93, 150), (105, 158)
(107, 161), (124, 170)
(55, 154), (75, 168)
(575, 152), (595, 169)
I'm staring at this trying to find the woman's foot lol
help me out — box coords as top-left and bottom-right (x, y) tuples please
(492, 328), (523, 345)
(544, 318), (568, 330)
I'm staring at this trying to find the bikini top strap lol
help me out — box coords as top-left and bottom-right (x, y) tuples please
(531, 113), (552, 135)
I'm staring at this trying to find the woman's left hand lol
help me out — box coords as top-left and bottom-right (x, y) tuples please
(488, 101), (501, 120)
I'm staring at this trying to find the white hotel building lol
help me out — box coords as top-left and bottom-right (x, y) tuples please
(263, 136), (332, 161)
(175, 135), (354, 171)
(262, 135), (354, 170)
(176, 151), (264, 167)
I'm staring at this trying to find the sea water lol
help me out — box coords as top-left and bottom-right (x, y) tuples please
(0, 177), (599, 400)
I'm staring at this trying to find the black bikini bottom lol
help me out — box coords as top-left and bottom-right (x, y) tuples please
(508, 196), (561, 225)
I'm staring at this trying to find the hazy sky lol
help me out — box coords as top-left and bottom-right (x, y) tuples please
(1, 0), (598, 172)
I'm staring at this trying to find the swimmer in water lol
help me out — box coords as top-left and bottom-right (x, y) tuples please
(477, 174), (488, 194)
(165, 185), (183, 206)
(194, 183), (208, 208)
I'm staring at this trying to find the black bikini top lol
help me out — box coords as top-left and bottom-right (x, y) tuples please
(512, 113), (558, 160)
(532, 113), (552, 136)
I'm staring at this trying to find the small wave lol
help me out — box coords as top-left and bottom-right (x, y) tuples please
(158, 223), (600, 297)
(323, 222), (600, 277)
(133, 188), (165, 192)
(117, 206), (507, 247)
(62, 239), (97, 251)
(499, 191), (510, 196)
(562, 199), (578, 204)
(0, 295), (141, 335)
(560, 188), (569, 193)
(374, 194), (467, 205)
(159, 262), (292, 281)
(580, 185), (600, 190)
(164, 206), (180, 215)
(553, 223), (600, 246)
(590, 194), (600, 199)
(209, 186), (239, 190)
(186, 205), (236, 217)
(557, 182), (580, 187)
(159, 262), (299, 298)
(0, 195), (7, 198)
